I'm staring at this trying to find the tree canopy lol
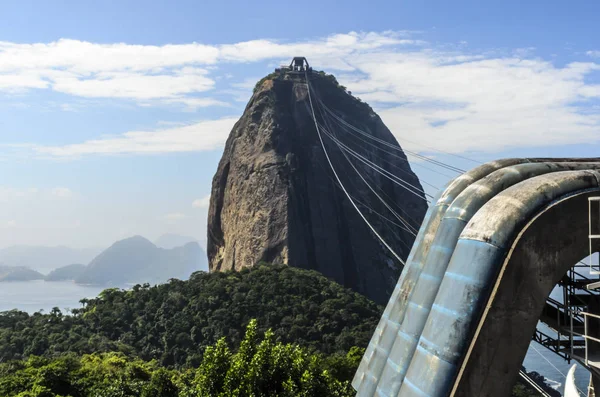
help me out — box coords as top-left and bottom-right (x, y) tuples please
(0, 264), (382, 367)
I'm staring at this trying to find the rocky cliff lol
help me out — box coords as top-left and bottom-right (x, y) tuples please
(207, 70), (427, 304)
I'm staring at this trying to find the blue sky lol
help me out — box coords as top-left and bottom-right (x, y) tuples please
(0, 0), (598, 249)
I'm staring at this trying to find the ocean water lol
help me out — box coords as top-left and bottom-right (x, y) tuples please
(0, 281), (590, 395)
(0, 280), (109, 313)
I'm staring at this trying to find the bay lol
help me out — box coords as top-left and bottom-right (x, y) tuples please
(0, 280), (114, 313)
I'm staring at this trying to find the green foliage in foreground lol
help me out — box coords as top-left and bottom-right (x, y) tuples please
(0, 320), (360, 397)
(0, 264), (382, 368)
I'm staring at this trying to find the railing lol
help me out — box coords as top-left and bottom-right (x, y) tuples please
(589, 197), (600, 275)
(580, 311), (600, 367)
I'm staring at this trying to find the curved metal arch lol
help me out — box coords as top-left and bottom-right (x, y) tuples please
(354, 158), (600, 397)
(451, 186), (600, 396)
(375, 163), (600, 396)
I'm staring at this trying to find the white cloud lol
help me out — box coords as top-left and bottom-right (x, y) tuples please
(218, 32), (414, 64)
(192, 195), (211, 209)
(587, 50), (600, 58)
(0, 187), (31, 201)
(0, 39), (219, 72)
(6, 220), (16, 228)
(33, 117), (238, 158)
(231, 78), (261, 90)
(0, 32), (418, 104)
(0, 187), (75, 201)
(162, 97), (230, 110)
(162, 213), (186, 223)
(50, 187), (74, 199)
(352, 56), (600, 152)
(52, 68), (215, 99)
(59, 103), (77, 112)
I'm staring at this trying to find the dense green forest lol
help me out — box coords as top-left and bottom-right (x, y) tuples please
(0, 263), (554, 396)
(0, 264), (381, 366)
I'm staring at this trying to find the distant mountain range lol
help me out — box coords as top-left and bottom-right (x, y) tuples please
(154, 233), (198, 249)
(76, 235), (208, 285)
(0, 246), (101, 273)
(0, 234), (209, 285)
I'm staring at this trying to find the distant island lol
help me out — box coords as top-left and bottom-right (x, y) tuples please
(44, 264), (86, 281)
(0, 265), (44, 282)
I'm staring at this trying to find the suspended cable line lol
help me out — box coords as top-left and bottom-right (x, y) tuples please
(302, 99), (432, 202)
(314, 98), (420, 235)
(312, 95), (425, 230)
(318, 120), (433, 202)
(352, 198), (417, 241)
(304, 71), (406, 265)
(393, 133), (483, 165)
(316, 106), (443, 190)
(308, 103), (422, 238)
(312, 152), (418, 239)
(317, 102), (458, 179)
(307, 85), (456, 181)
(319, 100), (466, 174)
(320, 99), (465, 172)
(354, 161), (424, 228)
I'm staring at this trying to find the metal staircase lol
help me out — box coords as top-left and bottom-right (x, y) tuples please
(535, 266), (594, 362)
(534, 197), (600, 377)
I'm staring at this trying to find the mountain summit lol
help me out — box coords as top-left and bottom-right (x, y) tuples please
(207, 67), (427, 304)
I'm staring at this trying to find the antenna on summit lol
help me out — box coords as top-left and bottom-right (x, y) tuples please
(275, 57), (312, 74)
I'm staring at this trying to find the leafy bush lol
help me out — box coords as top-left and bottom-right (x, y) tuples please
(0, 321), (358, 397)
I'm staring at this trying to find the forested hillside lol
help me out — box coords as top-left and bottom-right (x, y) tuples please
(0, 263), (552, 396)
(0, 264), (381, 366)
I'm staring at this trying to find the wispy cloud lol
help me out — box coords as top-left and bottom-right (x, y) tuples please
(50, 187), (74, 199)
(162, 212), (186, 223)
(231, 78), (261, 90)
(162, 97), (231, 111)
(192, 195), (211, 209)
(586, 50), (600, 58)
(0, 186), (75, 201)
(32, 118), (238, 158)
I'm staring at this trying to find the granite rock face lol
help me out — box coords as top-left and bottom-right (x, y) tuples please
(207, 71), (427, 304)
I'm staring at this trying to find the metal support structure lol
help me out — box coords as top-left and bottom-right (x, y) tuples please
(579, 311), (600, 370)
(523, 195), (600, 371)
(590, 197), (600, 275)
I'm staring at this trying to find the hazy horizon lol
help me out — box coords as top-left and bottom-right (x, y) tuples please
(0, 233), (207, 251)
